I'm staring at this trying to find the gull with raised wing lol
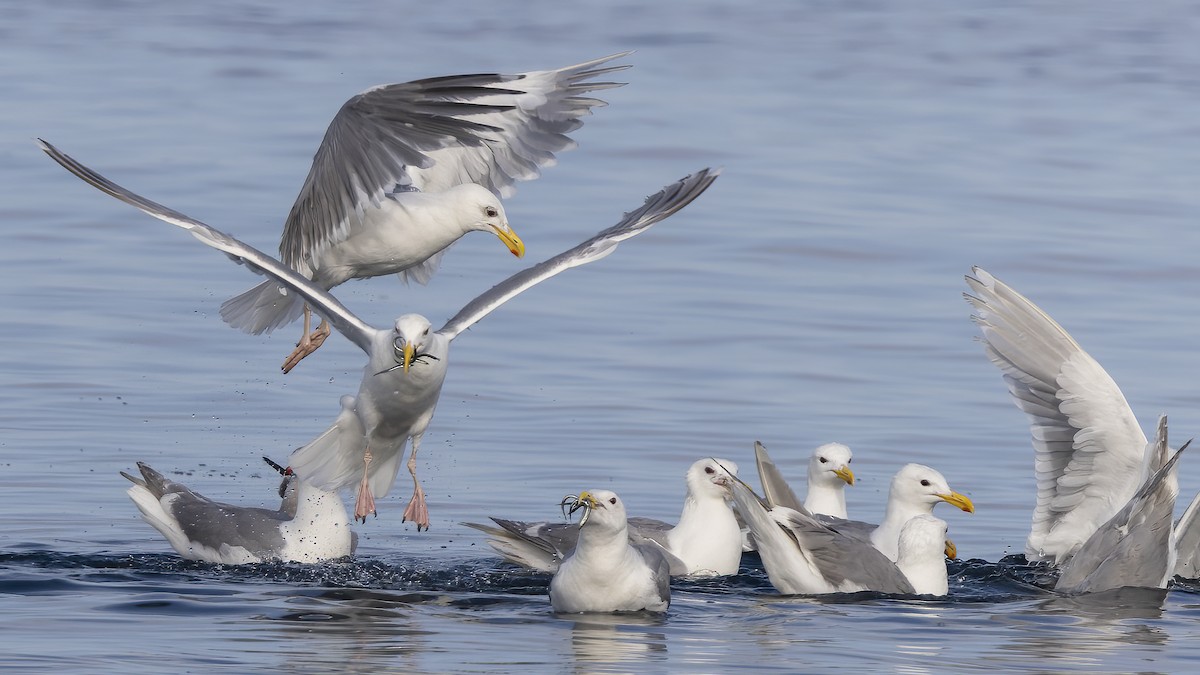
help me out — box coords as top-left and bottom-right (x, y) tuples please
(966, 266), (1178, 567)
(754, 441), (855, 518)
(466, 457), (743, 576)
(549, 490), (672, 613)
(122, 457), (356, 564)
(729, 473), (952, 596)
(39, 138), (718, 530)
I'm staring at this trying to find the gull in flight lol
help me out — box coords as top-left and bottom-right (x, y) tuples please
(136, 54), (631, 372)
(39, 138), (718, 530)
(550, 490), (672, 613)
(466, 457), (743, 576)
(121, 457), (355, 564)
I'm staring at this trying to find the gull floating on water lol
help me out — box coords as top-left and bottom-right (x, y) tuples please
(466, 458), (743, 576)
(728, 473), (951, 596)
(219, 53), (629, 372)
(121, 457), (355, 564)
(1053, 416), (1186, 594)
(39, 138), (718, 530)
(754, 441), (855, 518)
(808, 463), (974, 562)
(550, 490), (672, 613)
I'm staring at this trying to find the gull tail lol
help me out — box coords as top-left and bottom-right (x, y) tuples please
(220, 279), (306, 335)
(120, 463), (191, 557)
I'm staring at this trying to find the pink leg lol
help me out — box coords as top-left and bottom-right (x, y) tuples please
(282, 306), (331, 373)
(401, 435), (430, 531)
(354, 445), (376, 523)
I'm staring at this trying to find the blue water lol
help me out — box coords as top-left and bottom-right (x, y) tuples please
(7, 1), (1200, 671)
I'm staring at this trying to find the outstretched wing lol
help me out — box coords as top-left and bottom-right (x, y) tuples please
(437, 167), (720, 339)
(965, 267), (1147, 565)
(38, 139), (377, 354)
(281, 53), (630, 269)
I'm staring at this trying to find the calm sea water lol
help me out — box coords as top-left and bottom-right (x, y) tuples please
(6, 1), (1200, 672)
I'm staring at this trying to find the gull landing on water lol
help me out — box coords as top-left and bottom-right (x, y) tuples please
(39, 138), (718, 530)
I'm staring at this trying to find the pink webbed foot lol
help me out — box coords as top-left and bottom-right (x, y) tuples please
(281, 322), (331, 374)
(402, 482), (430, 532)
(354, 476), (377, 523)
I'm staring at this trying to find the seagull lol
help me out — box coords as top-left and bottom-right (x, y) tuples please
(753, 440), (855, 518)
(1173, 482), (1200, 578)
(729, 473), (952, 596)
(218, 53), (631, 372)
(121, 457), (355, 564)
(895, 514), (954, 596)
(466, 457), (743, 576)
(798, 463), (974, 562)
(965, 266), (1172, 566)
(1054, 416), (1187, 594)
(38, 138), (719, 530)
(549, 490), (672, 613)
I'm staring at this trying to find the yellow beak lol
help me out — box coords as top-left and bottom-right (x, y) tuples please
(834, 466), (855, 486)
(402, 343), (414, 373)
(938, 491), (975, 513)
(944, 538), (957, 560)
(577, 490), (599, 509)
(494, 225), (525, 258)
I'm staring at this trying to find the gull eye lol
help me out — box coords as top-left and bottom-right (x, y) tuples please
(485, 206), (498, 218)
(819, 457), (827, 464)
(704, 466), (715, 475)
(609, 497), (617, 505)
(920, 479), (931, 487)
(847, 458), (852, 463)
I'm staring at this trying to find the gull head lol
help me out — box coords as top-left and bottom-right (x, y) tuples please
(891, 464), (975, 514)
(378, 314), (435, 375)
(687, 457), (739, 500)
(560, 489), (626, 532)
(456, 183), (524, 258)
(809, 442), (855, 487)
(898, 514), (951, 564)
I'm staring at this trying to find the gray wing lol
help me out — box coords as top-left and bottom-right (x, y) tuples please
(965, 267), (1147, 564)
(437, 168), (720, 339)
(773, 508), (915, 594)
(626, 516), (674, 547)
(754, 441), (804, 511)
(281, 53), (630, 269)
(1055, 418), (1185, 594)
(123, 463), (287, 559)
(814, 515), (876, 543)
(631, 540), (674, 606)
(38, 140), (378, 354)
